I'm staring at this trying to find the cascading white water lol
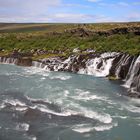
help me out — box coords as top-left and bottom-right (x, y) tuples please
(62, 55), (76, 70)
(124, 55), (140, 88)
(0, 57), (18, 64)
(115, 54), (130, 78)
(32, 56), (77, 72)
(32, 61), (46, 69)
(100, 52), (119, 58)
(124, 57), (136, 81)
(78, 53), (117, 77)
(32, 53), (118, 77)
(79, 57), (114, 77)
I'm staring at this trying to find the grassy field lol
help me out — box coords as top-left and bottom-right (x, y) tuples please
(0, 22), (140, 33)
(0, 22), (140, 58)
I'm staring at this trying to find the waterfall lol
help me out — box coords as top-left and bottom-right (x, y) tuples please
(78, 53), (116, 77)
(32, 56), (78, 72)
(0, 57), (18, 64)
(124, 56), (140, 88)
(32, 61), (46, 69)
(124, 57), (137, 82)
(115, 54), (130, 78)
(85, 58), (114, 77)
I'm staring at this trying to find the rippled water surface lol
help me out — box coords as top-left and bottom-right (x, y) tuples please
(0, 64), (140, 140)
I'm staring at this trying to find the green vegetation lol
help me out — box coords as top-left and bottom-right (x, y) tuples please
(0, 22), (140, 58)
(0, 22), (139, 33)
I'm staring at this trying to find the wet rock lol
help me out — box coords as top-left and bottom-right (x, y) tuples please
(15, 57), (32, 66)
(109, 53), (124, 77)
(130, 62), (140, 94)
(119, 56), (134, 79)
(97, 59), (103, 69)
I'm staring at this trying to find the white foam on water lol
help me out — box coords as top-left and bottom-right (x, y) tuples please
(28, 136), (37, 140)
(71, 105), (113, 124)
(36, 105), (75, 117)
(72, 124), (94, 133)
(129, 98), (140, 105)
(63, 109), (79, 116)
(26, 96), (51, 104)
(15, 107), (28, 111)
(31, 137), (37, 140)
(122, 104), (140, 113)
(41, 77), (46, 80)
(16, 123), (29, 131)
(0, 103), (6, 109)
(4, 99), (26, 107)
(27, 92), (112, 124)
(49, 75), (71, 80)
(71, 95), (104, 101)
(112, 115), (128, 119)
(72, 122), (117, 133)
(55, 98), (63, 105)
(120, 98), (140, 113)
(93, 123), (117, 131)
(72, 89), (108, 101)
(28, 98), (78, 117)
(84, 109), (112, 124)
(48, 90), (70, 105)
(52, 95), (113, 124)
(23, 67), (50, 77)
(64, 90), (70, 96)
(106, 100), (117, 105)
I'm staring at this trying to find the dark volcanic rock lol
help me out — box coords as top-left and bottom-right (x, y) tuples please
(65, 26), (140, 37)
(118, 56), (134, 79)
(109, 53), (124, 77)
(15, 57), (32, 66)
(130, 62), (140, 94)
(109, 54), (135, 79)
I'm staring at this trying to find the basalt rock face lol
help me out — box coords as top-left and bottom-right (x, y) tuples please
(108, 54), (140, 98)
(15, 57), (32, 66)
(109, 54), (135, 79)
(128, 68), (140, 98)
(32, 53), (101, 73)
(0, 56), (32, 67)
(125, 57), (140, 97)
(0, 56), (18, 64)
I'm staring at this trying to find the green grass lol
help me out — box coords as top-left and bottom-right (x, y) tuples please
(0, 22), (140, 58)
(0, 22), (140, 33)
